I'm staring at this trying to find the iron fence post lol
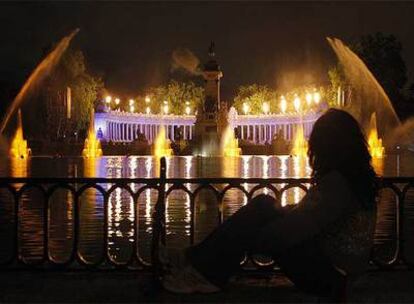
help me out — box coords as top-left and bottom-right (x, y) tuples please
(151, 157), (166, 278)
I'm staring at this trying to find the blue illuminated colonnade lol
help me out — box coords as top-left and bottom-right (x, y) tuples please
(94, 110), (320, 144)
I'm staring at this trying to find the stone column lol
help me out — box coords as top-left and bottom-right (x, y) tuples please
(253, 125), (256, 144)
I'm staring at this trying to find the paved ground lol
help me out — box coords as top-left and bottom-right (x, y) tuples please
(1, 270), (414, 303)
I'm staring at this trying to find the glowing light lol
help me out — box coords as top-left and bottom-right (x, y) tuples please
(163, 104), (169, 115)
(243, 102), (250, 115)
(129, 99), (134, 106)
(10, 109), (31, 159)
(105, 96), (112, 104)
(368, 112), (385, 158)
(130, 105), (135, 113)
(291, 124), (308, 158)
(145, 96), (150, 103)
(294, 95), (301, 112)
(313, 91), (321, 104)
(262, 102), (270, 114)
(82, 129), (103, 158)
(82, 112), (103, 158)
(185, 106), (191, 115)
(153, 125), (173, 157)
(280, 96), (287, 113)
(146, 107), (151, 114)
(221, 126), (241, 157)
(115, 98), (120, 105)
(305, 93), (312, 106)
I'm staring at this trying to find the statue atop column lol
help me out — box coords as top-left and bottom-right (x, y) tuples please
(193, 42), (225, 156)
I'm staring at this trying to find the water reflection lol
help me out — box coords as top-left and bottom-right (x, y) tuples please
(1, 154), (413, 261)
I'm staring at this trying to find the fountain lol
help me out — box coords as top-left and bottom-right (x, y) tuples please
(153, 125), (173, 157)
(82, 111), (103, 158)
(9, 110), (31, 159)
(221, 126), (241, 157)
(0, 29), (79, 134)
(327, 37), (400, 143)
(368, 113), (385, 158)
(291, 124), (308, 157)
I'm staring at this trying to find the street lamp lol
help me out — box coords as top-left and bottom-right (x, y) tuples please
(313, 91), (321, 104)
(129, 99), (135, 106)
(294, 95), (301, 112)
(262, 102), (270, 115)
(185, 106), (191, 115)
(243, 102), (250, 115)
(115, 98), (120, 105)
(130, 105), (135, 113)
(305, 93), (312, 106)
(146, 107), (151, 114)
(280, 96), (287, 114)
(185, 101), (191, 115)
(145, 96), (150, 103)
(163, 101), (169, 115)
(105, 96), (112, 104)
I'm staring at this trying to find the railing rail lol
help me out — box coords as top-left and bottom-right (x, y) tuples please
(0, 158), (413, 271)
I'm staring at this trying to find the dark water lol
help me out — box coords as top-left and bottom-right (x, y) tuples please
(0, 154), (413, 265)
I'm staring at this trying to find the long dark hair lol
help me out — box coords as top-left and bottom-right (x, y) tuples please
(308, 109), (378, 209)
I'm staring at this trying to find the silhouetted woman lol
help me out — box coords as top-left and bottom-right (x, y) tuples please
(161, 109), (378, 300)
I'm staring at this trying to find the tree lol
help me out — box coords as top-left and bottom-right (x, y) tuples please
(352, 33), (410, 116)
(136, 80), (204, 115)
(233, 85), (277, 114)
(31, 48), (103, 140)
(327, 64), (344, 105)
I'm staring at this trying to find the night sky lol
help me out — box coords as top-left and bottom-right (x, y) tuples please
(1, 1), (414, 101)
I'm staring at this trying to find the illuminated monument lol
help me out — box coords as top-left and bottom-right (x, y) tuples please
(194, 42), (224, 155)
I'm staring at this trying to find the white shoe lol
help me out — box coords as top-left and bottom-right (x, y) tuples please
(162, 264), (221, 294)
(158, 245), (187, 274)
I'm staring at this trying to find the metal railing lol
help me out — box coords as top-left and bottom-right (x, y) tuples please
(0, 157), (413, 271)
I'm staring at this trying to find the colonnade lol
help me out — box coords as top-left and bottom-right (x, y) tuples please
(94, 111), (320, 145)
(236, 120), (314, 144)
(105, 121), (194, 143)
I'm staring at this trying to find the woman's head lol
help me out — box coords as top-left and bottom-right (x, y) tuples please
(308, 109), (377, 208)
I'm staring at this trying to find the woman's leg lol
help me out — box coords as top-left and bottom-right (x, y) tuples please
(187, 194), (283, 287)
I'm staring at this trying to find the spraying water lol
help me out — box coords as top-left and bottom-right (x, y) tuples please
(9, 109), (31, 159)
(221, 126), (241, 157)
(153, 126), (173, 157)
(82, 110), (103, 158)
(291, 124), (308, 158)
(368, 113), (385, 158)
(327, 37), (400, 138)
(0, 29), (79, 134)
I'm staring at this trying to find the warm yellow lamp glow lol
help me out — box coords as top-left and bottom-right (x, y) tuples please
(280, 96), (287, 113)
(313, 91), (321, 104)
(243, 102), (250, 115)
(294, 96), (301, 112)
(185, 106), (191, 115)
(105, 96), (112, 104)
(115, 98), (120, 105)
(129, 99), (134, 106)
(146, 107), (151, 114)
(163, 104), (169, 115)
(306, 93), (312, 106)
(262, 102), (270, 114)
(145, 96), (150, 103)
